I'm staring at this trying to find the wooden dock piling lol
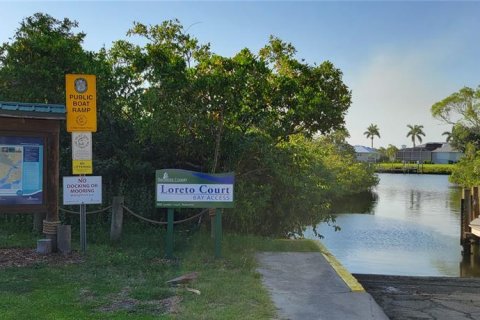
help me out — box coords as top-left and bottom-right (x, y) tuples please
(461, 187), (480, 255)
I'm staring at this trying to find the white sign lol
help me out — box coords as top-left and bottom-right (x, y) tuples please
(72, 132), (92, 160)
(63, 176), (102, 205)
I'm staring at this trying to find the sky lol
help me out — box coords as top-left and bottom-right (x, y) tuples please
(1, 1), (479, 148)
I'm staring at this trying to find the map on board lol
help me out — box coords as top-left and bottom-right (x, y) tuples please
(0, 136), (43, 205)
(0, 146), (23, 194)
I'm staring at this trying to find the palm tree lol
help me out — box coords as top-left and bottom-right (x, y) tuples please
(406, 124), (426, 147)
(364, 124), (380, 148)
(442, 131), (452, 143)
(386, 144), (399, 162)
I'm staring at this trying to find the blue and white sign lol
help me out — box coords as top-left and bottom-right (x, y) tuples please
(156, 169), (234, 208)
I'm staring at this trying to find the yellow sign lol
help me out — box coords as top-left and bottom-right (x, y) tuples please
(72, 160), (93, 175)
(66, 74), (97, 132)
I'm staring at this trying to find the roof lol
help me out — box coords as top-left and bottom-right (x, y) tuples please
(0, 101), (65, 120)
(354, 145), (378, 153)
(432, 143), (462, 153)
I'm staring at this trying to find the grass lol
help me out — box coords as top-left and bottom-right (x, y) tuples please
(375, 162), (455, 174)
(0, 222), (321, 319)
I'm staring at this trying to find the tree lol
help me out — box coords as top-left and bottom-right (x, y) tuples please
(442, 131), (452, 143)
(406, 124), (425, 147)
(431, 86), (480, 131)
(385, 144), (399, 162)
(0, 13), (90, 103)
(432, 86), (480, 152)
(363, 124), (380, 148)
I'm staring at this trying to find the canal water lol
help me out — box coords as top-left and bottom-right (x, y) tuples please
(305, 173), (480, 277)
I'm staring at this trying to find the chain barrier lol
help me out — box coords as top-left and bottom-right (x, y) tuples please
(122, 205), (208, 225)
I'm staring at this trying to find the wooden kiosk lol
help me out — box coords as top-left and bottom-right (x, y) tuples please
(0, 101), (65, 249)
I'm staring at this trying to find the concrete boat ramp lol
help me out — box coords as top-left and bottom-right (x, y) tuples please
(256, 250), (389, 320)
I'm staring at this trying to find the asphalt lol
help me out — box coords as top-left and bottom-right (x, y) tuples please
(256, 251), (389, 320)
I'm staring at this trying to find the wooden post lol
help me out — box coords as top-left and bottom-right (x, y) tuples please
(463, 188), (472, 255)
(473, 187), (479, 220)
(110, 196), (124, 241)
(33, 212), (46, 233)
(57, 225), (71, 254)
(44, 128), (60, 252)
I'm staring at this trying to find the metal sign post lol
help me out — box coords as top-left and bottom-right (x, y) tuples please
(80, 202), (87, 253)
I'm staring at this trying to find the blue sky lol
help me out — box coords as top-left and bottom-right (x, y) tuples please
(1, 1), (479, 148)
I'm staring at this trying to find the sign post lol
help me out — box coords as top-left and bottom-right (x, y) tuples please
(155, 169), (234, 258)
(80, 202), (87, 253)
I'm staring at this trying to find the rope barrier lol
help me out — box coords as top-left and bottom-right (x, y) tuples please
(42, 220), (61, 235)
(59, 202), (208, 226)
(59, 206), (113, 215)
(122, 205), (208, 225)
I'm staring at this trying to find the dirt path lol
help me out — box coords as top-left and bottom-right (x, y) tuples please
(355, 274), (480, 320)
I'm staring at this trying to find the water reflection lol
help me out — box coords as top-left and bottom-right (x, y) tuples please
(306, 173), (480, 277)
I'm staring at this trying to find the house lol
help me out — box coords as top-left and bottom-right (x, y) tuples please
(432, 143), (463, 164)
(354, 145), (380, 163)
(396, 143), (442, 163)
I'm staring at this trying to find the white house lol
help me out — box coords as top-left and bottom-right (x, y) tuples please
(354, 145), (380, 163)
(431, 143), (463, 164)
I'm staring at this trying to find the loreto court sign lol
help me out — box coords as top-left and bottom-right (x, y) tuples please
(156, 169), (234, 208)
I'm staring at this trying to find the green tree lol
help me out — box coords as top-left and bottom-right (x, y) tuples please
(406, 124), (425, 147)
(385, 144), (399, 162)
(0, 13), (90, 103)
(432, 86), (480, 186)
(363, 124), (380, 148)
(431, 86), (480, 152)
(442, 131), (452, 143)
(0, 15), (378, 236)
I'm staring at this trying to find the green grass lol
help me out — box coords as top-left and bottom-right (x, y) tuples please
(0, 223), (320, 319)
(375, 162), (455, 174)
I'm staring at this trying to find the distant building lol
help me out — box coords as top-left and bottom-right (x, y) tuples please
(354, 145), (380, 163)
(396, 143), (442, 163)
(396, 143), (463, 163)
(432, 143), (463, 164)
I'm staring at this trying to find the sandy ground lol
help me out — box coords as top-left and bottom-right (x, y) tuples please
(355, 274), (480, 320)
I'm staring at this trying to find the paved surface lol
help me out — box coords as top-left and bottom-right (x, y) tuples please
(356, 274), (480, 320)
(256, 252), (389, 320)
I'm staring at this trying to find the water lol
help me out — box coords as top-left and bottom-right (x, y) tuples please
(305, 173), (480, 277)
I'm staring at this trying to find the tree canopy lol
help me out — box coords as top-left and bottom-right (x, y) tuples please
(432, 86), (480, 186)
(0, 13), (377, 236)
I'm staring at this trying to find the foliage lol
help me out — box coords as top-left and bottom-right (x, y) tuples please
(406, 124), (426, 147)
(0, 14), (377, 236)
(385, 144), (399, 162)
(450, 156), (480, 187)
(363, 124), (380, 148)
(431, 86), (480, 186)
(0, 13), (90, 103)
(375, 163), (455, 175)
